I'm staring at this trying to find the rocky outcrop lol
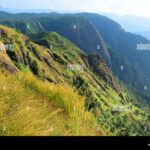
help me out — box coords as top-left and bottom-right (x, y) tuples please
(0, 42), (6, 52)
(88, 52), (120, 92)
(0, 42), (17, 73)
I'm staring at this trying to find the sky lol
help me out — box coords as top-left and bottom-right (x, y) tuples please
(0, 0), (150, 18)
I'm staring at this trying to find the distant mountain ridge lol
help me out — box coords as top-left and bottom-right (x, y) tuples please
(103, 13), (150, 39)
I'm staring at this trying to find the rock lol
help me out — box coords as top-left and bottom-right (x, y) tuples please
(0, 42), (6, 52)
(0, 52), (17, 73)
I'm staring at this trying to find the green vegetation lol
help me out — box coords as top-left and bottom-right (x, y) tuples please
(1, 12), (150, 104)
(0, 25), (149, 136)
(0, 70), (103, 136)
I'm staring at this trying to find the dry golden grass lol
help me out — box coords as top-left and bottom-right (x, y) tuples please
(0, 71), (105, 136)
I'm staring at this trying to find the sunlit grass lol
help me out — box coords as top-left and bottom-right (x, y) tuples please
(0, 71), (104, 136)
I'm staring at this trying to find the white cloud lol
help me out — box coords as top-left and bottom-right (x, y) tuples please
(1, 0), (150, 18)
(50, 0), (150, 18)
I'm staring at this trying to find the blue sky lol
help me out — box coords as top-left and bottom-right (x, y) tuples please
(0, 0), (150, 18)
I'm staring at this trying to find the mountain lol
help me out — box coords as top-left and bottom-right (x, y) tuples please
(0, 25), (149, 136)
(137, 31), (150, 40)
(103, 14), (150, 32)
(0, 13), (111, 65)
(103, 13), (150, 39)
(0, 11), (149, 104)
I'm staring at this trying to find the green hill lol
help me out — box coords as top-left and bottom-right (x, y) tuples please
(0, 70), (103, 136)
(1, 12), (150, 104)
(0, 25), (149, 136)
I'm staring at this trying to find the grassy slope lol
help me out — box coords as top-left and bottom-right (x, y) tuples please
(0, 25), (149, 136)
(0, 70), (105, 136)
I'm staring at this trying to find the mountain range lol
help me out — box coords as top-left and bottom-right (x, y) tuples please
(103, 13), (150, 40)
(0, 11), (149, 136)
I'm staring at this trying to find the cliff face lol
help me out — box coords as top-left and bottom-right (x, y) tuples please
(88, 53), (120, 92)
(0, 42), (17, 73)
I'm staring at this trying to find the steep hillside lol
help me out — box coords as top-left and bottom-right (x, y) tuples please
(0, 25), (149, 136)
(0, 15), (111, 66)
(82, 13), (150, 103)
(1, 12), (150, 104)
(29, 32), (118, 91)
(0, 71), (102, 136)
